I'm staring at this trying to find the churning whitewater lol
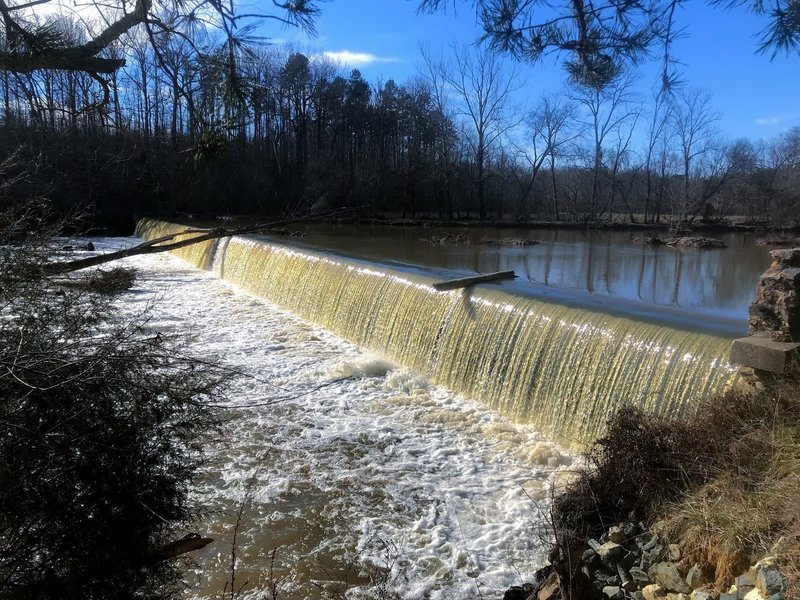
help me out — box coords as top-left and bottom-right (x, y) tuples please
(99, 238), (573, 600)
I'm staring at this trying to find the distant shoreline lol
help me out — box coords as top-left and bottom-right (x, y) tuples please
(190, 214), (800, 234)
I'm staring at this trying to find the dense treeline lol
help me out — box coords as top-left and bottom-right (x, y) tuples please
(1, 19), (799, 231)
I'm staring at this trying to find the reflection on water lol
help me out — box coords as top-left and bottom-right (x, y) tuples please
(284, 225), (773, 333)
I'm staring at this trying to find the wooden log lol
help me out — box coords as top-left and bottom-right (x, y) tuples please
(432, 270), (516, 291)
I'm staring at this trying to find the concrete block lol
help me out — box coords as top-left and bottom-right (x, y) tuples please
(729, 336), (800, 373)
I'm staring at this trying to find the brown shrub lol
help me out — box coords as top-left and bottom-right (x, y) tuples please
(552, 377), (800, 594)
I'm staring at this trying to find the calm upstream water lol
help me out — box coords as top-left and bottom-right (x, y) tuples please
(282, 225), (774, 335)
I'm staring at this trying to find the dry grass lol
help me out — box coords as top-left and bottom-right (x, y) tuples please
(551, 375), (800, 596)
(657, 378), (800, 594)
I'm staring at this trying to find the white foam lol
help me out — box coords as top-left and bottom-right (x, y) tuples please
(99, 237), (574, 599)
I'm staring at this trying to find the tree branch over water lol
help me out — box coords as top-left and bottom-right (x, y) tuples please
(43, 208), (354, 275)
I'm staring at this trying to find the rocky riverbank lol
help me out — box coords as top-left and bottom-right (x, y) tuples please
(291, 215), (800, 234)
(506, 520), (792, 600)
(500, 373), (800, 600)
(420, 232), (539, 246)
(632, 235), (727, 248)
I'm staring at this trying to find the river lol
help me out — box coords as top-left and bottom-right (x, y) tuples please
(103, 224), (775, 599)
(101, 238), (573, 600)
(284, 224), (775, 335)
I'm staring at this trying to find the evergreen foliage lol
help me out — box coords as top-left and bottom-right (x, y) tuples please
(419, 0), (800, 88)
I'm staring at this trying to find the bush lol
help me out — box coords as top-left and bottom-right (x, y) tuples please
(0, 204), (226, 599)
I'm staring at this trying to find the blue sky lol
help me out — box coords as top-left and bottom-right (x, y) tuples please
(266, 0), (800, 142)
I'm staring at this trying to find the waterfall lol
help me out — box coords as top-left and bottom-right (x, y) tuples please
(136, 219), (738, 448)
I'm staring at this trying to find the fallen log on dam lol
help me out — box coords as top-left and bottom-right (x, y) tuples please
(136, 218), (739, 448)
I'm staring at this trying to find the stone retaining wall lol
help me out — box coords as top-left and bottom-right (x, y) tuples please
(748, 248), (800, 341)
(730, 248), (800, 374)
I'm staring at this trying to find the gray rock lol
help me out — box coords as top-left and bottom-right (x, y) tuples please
(649, 562), (691, 594)
(597, 541), (625, 562)
(630, 566), (652, 586)
(757, 567), (787, 596)
(641, 553), (655, 572)
(735, 572), (757, 592)
(502, 583), (535, 600)
(642, 584), (667, 600)
(648, 546), (665, 565)
(729, 336), (800, 373)
(603, 585), (624, 599)
(609, 525), (627, 544)
(749, 254), (800, 341)
(595, 569), (616, 583)
(582, 548), (597, 563)
(642, 550), (658, 570)
(641, 536), (658, 552)
(742, 590), (761, 600)
(618, 564), (636, 591)
(718, 594), (737, 600)
(766, 593), (785, 600)
(668, 544), (682, 562)
(632, 593), (646, 600)
(690, 592), (718, 600)
(770, 248), (800, 268)
(685, 564), (706, 589)
(624, 522), (640, 538)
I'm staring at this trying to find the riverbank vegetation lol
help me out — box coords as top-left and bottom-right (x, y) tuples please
(547, 376), (800, 598)
(0, 203), (227, 599)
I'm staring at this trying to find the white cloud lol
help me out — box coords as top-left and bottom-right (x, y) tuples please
(755, 113), (799, 126)
(322, 50), (400, 67)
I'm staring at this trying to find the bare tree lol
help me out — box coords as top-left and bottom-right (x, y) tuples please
(570, 71), (639, 221)
(514, 93), (578, 219)
(745, 127), (800, 224)
(641, 91), (673, 223)
(668, 88), (721, 222)
(602, 103), (641, 221)
(419, 44), (458, 219)
(437, 43), (522, 220)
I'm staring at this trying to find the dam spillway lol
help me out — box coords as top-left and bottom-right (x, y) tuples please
(136, 219), (738, 447)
